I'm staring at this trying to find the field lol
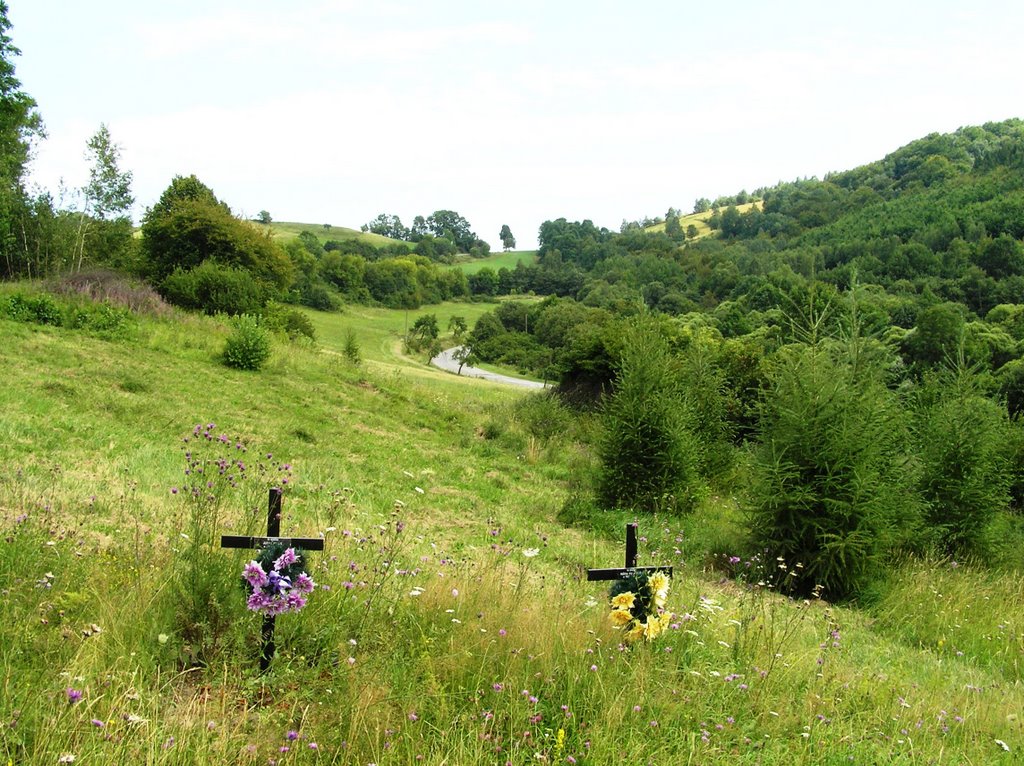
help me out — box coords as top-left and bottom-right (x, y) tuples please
(451, 250), (539, 275)
(300, 298), (537, 373)
(1, 284), (1023, 764)
(262, 221), (413, 250)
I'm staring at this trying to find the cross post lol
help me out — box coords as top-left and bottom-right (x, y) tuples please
(586, 523), (672, 582)
(220, 487), (324, 671)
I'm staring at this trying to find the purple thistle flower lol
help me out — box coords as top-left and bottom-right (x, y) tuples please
(66, 688), (83, 704)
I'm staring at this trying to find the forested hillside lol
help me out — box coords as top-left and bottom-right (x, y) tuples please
(465, 119), (1024, 601)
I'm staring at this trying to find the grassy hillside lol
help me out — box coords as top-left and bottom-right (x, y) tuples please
(452, 250), (539, 274)
(263, 221), (413, 249)
(646, 202), (763, 240)
(1, 284), (1023, 764)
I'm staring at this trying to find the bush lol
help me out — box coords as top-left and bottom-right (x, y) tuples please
(161, 261), (268, 315)
(746, 344), (919, 600)
(263, 303), (316, 342)
(67, 300), (135, 339)
(597, 317), (704, 514)
(5, 292), (62, 325)
(299, 279), (339, 311)
(222, 314), (271, 370)
(51, 267), (170, 316)
(343, 328), (362, 364)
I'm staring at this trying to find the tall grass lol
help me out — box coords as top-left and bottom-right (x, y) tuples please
(1, 284), (1022, 763)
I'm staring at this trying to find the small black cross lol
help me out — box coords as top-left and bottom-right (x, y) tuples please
(220, 487), (324, 670)
(586, 523), (673, 581)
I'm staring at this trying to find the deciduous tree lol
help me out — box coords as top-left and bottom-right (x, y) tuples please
(499, 224), (516, 251)
(74, 124), (134, 271)
(0, 1), (45, 277)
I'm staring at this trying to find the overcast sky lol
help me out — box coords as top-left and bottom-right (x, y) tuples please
(10, 0), (1024, 249)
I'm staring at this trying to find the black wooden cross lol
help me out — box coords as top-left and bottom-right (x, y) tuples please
(586, 523), (673, 582)
(220, 487), (324, 671)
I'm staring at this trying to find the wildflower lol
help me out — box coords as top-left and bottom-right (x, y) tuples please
(408, 712), (419, 722)
(90, 719), (104, 728)
(308, 743), (318, 750)
(66, 688), (83, 705)
(522, 548), (540, 558)
(58, 755), (75, 764)
(286, 730), (299, 741)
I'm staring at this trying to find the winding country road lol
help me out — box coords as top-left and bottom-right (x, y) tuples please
(430, 347), (547, 389)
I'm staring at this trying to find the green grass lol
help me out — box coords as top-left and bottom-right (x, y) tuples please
(451, 250), (538, 274)
(300, 298), (544, 382)
(262, 221), (413, 250)
(1, 281), (1023, 764)
(302, 301), (497, 365)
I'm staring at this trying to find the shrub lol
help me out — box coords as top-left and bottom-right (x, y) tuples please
(68, 300), (135, 339)
(299, 279), (339, 311)
(223, 314), (271, 370)
(597, 317), (704, 514)
(746, 344), (919, 600)
(161, 261), (268, 315)
(5, 292), (63, 325)
(263, 302), (316, 342)
(51, 267), (170, 316)
(343, 328), (362, 364)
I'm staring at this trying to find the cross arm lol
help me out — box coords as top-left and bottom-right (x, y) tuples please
(220, 535), (326, 551)
(586, 565), (673, 582)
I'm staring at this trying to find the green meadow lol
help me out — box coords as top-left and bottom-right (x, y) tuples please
(264, 221), (413, 250)
(1, 284), (1022, 765)
(451, 250), (539, 275)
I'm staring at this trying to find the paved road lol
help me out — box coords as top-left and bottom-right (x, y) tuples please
(430, 347), (548, 389)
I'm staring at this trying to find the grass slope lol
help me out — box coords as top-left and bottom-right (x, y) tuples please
(646, 202), (763, 240)
(263, 221), (413, 249)
(1, 284), (1022, 764)
(451, 250), (539, 274)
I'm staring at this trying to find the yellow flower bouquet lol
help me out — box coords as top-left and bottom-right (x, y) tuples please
(607, 569), (671, 644)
